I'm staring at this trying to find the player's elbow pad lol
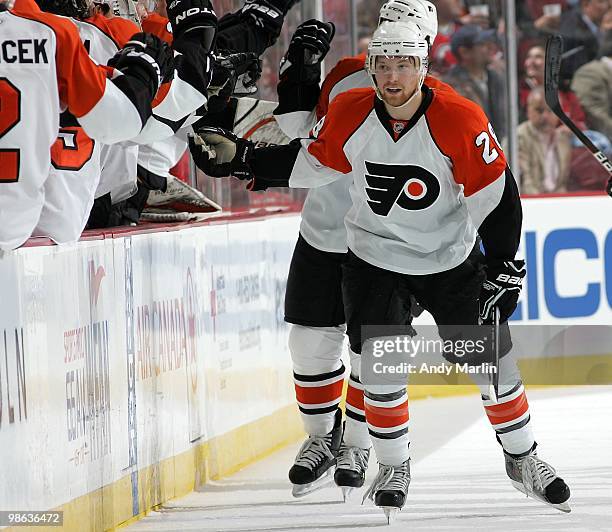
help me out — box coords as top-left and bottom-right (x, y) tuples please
(78, 77), (150, 144)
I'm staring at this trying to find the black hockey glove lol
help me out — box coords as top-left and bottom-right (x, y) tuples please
(280, 19), (335, 77)
(108, 33), (175, 97)
(209, 51), (262, 98)
(189, 126), (254, 179)
(479, 259), (526, 324)
(245, 174), (288, 191)
(267, 0), (301, 14)
(167, 0), (217, 51)
(239, 0), (284, 37)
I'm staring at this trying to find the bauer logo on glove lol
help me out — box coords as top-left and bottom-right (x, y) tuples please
(189, 126), (254, 180)
(479, 259), (526, 324)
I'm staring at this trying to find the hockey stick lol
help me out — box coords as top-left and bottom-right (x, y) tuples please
(544, 35), (612, 196)
(487, 306), (500, 403)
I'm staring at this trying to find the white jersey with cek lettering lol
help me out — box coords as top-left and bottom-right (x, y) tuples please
(34, 15), (140, 243)
(289, 86), (508, 275)
(0, 0), (146, 250)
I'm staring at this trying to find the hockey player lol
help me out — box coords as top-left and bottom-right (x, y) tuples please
(0, 0), (172, 250)
(269, 0), (442, 500)
(94, 0), (300, 227)
(31, 0), (217, 242)
(189, 19), (572, 521)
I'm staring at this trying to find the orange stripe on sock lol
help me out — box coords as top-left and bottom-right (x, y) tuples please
(485, 393), (529, 425)
(346, 382), (364, 410)
(365, 400), (409, 429)
(295, 380), (344, 406)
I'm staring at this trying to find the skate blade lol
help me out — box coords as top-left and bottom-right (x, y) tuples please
(291, 468), (334, 498)
(382, 507), (399, 525)
(341, 486), (355, 502)
(510, 480), (572, 513)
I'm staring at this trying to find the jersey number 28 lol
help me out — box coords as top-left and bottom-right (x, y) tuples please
(0, 78), (21, 183)
(475, 123), (500, 165)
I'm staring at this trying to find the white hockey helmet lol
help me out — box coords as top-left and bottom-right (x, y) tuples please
(366, 21), (430, 107)
(378, 0), (438, 46)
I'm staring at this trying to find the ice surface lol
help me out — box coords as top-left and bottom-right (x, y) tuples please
(128, 387), (612, 531)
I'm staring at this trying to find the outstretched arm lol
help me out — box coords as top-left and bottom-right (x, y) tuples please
(188, 126), (347, 190)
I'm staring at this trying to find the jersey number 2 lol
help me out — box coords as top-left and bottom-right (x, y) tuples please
(475, 123), (500, 165)
(0, 78), (22, 183)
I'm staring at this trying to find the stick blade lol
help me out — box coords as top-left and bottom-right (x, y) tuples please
(544, 35), (564, 111)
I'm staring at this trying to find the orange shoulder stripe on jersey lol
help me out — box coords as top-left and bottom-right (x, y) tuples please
(82, 14), (121, 48)
(151, 81), (172, 108)
(308, 88), (375, 174)
(142, 13), (173, 44)
(424, 74), (456, 93)
(425, 89), (507, 197)
(11, 7), (107, 118)
(316, 52), (367, 119)
(106, 16), (141, 47)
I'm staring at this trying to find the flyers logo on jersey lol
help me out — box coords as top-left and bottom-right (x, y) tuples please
(364, 161), (440, 216)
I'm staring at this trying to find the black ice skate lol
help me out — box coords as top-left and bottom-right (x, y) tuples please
(289, 410), (342, 497)
(504, 446), (571, 513)
(334, 444), (370, 501)
(362, 459), (411, 524)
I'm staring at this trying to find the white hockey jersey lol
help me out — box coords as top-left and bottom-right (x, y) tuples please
(275, 54), (458, 255)
(33, 14), (140, 243)
(288, 86), (508, 274)
(0, 0), (147, 250)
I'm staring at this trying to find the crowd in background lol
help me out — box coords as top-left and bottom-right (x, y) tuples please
(242, 0), (610, 201)
(195, 0), (612, 211)
(6, 0), (612, 247)
(352, 0), (612, 195)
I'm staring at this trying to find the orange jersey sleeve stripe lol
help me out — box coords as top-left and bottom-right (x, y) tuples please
(425, 88), (507, 197)
(308, 88), (375, 174)
(346, 382), (365, 410)
(83, 14), (139, 48)
(294, 381), (344, 405)
(14, 9), (107, 118)
(105, 16), (141, 47)
(142, 13), (173, 44)
(484, 393), (529, 425)
(316, 53), (366, 120)
(365, 401), (409, 429)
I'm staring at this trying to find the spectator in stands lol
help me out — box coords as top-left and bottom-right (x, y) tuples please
(560, 0), (610, 76)
(461, 0), (498, 28)
(518, 87), (572, 194)
(518, 43), (588, 127)
(430, 0), (465, 74)
(572, 28), (612, 140)
(528, 1), (567, 33)
(444, 24), (507, 139)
